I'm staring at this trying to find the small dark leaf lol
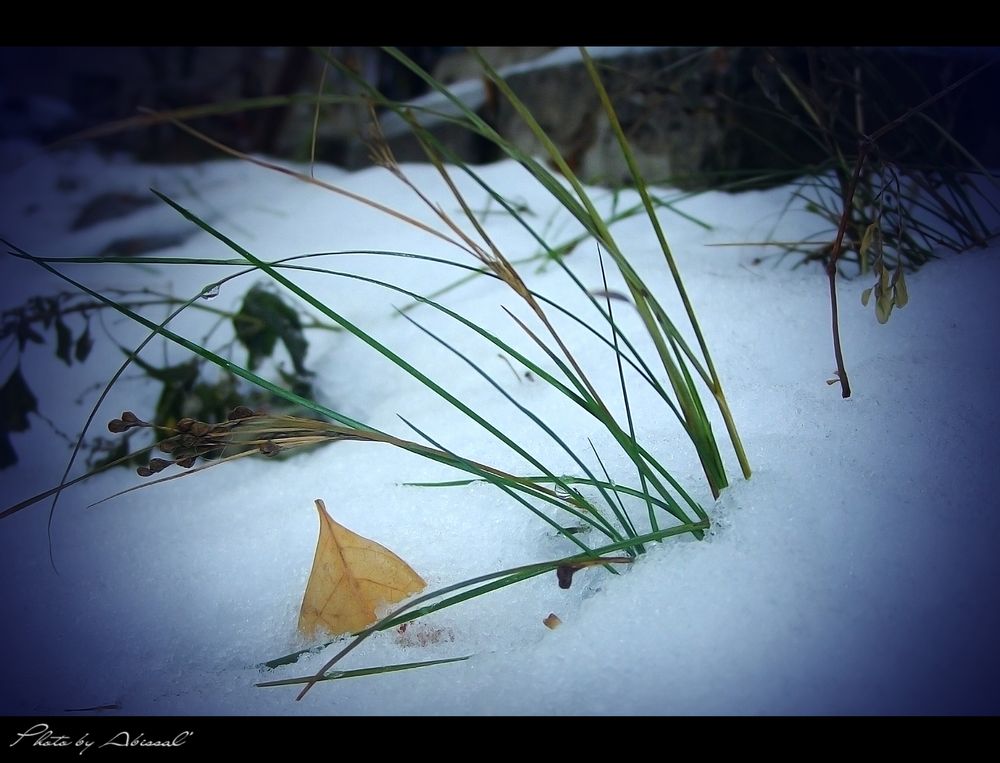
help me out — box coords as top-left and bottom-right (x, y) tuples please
(16, 321), (44, 351)
(0, 366), (38, 433)
(54, 317), (73, 366)
(42, 297), (59, 330)
(282, 329), (310, 378)
(0, 429), (18, 468)
(74, 324), (93, 362)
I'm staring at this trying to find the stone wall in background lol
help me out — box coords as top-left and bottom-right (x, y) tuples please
(2, 47), (997, 190)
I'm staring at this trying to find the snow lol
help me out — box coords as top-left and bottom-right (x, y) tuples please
(1, 142), (999, 716)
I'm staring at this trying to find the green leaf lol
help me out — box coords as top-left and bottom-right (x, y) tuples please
(54, 318), (73, 366)
(893, 265), (909, 308)
(861, 287), (873, 307)
(233, 285), (309, 374)
(0, 366), (38, 433)
(859, 222), (879, 272)
(875, 291), (893, 324)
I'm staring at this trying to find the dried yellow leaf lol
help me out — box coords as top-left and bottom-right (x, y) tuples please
(298, 499), (426, 638)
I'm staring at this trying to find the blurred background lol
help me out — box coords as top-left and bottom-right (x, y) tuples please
(2, 46), (998, 188)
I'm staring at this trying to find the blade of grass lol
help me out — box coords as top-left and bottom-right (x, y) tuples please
(396, 309), (642, 543)
(257, 656), (471, 687)
(580, 46), (751, 484)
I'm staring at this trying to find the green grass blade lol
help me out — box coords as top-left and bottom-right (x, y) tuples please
(257, 656), (471, 687)
(395, 313), (635, 542)
(580, 46), (751, 484)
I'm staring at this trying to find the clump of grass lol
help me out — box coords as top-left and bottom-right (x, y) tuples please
(712, 48), (998, 397)
(331, 46), (750, 495)
(2, 46), (748, 698)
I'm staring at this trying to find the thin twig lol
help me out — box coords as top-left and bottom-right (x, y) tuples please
(826, 145), (867, 398)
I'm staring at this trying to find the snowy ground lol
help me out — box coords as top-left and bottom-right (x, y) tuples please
(1, 139), (999, 715)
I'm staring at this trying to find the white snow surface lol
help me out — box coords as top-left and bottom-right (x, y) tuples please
(1, 144), (999, 715)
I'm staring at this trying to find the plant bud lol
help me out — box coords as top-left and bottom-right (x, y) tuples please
(230, 405), (255, 420)
(190, 420), (212, 437)
(147, 458), (171, 474)
(259, 440), (281, 457)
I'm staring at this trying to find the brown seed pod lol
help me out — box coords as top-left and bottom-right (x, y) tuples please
(556, 557), (633, 589)
(230, 405), (255, 420)
(158, 436), (179, 454)
(107, 418), (127, 433)
(190, 420), (212, 437)
(147, 458), (171, 474)
(556, 565), (576, 589)
(258, 440), (281, 457)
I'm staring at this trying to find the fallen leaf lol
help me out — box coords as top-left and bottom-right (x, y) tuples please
(298, 499), (426, 638)
(543, 613), (562, 630)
